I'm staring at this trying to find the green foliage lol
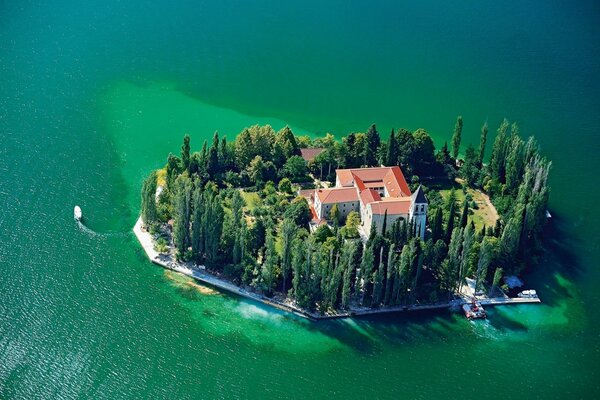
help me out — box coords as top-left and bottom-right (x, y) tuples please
(385, 128), (398, 166)
(461, 145), (479, 186)
(284, 197), (311, 227)
(314, 224), (334, 243)
(341, 211), (360, 239)
(451, 116), (463, 159)
(363, 124), (381, 167)
(181, 134), (191, 171)
(283, 155), (308, 180)
(478, 121), (488, 164)
(278, 177), (293, 194)
(141, 170), (158, 228)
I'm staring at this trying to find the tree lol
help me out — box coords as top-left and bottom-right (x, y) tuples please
(446, 227), (464, 294)
(273, 126), (300, 167)
(412, 128), (437, 175)
(489, 118), (510, 183)
(235, 128), (254, 168)
(191, 187), (205, 261)
(458, 224), (474, 290)
(475, 237), (493, 293)
(360, 244), (375, 306)
(383, 244), (397, 305)
(436, 141), (452, 166)
(451, 116), (463, 159)
(283, 155), (307, 180)
(247, 156), (266, 185)
(385, 128), (398, 166)
(505, 125), (525, 194)
(445, 191), (457, 244)
(329, 204), (341, 228)
(364, 124), (381, 166)
(342, 211), (360, 238)
(280, 218), (297, 294)
(181, 134), (191, 171)
(314, 224), (334, 243)
(172, 174), (192, 259)
(461, 145), (479, 186)
(207, 131), (220, 177)
(204, 191), (224, 266)
(278, 177), (292, 194)
(430, 207), (443, 243)
(141, 171), (158, 228)
(284, 197), (311, 227)
(460, 200), (469, 228)
(371, 247), (385, 306)
(261, 232), (278, 296)
(478, 121), (488, 165)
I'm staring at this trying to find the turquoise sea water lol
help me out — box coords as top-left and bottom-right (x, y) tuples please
(1, 1), (599, 398)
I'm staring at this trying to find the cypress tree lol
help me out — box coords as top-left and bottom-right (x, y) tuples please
(141, 171), (158, 228)
(363, 124), (381, 167)
(207, 131), (220, 177)
(360, 244), (375, 306)
(371, 247), (385, 306)
(478, 121), (488, 165)
(430, 207), (443, 243)
(460, 200), (469, 228)
(280, 217), (297, 294)
(191, 187), (204, 262)
(181, 134), (191, 171)
(451, 116), (463, 159)
(383, 244), (396, 305)
(445, 201), (456, 244)
(381, 210), (388, 236)
(490, 118), (510, 183)
(385, 128), (398, 166)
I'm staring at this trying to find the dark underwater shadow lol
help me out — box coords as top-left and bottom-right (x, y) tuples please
(521, 210), (582, 308)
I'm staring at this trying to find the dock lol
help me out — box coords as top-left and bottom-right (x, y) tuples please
(133, 217), (541, 321)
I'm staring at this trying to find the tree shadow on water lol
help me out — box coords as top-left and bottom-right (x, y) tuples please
(485, 308), (529, 332)
(522, 211), (582, 308)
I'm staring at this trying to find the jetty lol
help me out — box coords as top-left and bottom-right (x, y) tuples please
(133, 217), (541, 320)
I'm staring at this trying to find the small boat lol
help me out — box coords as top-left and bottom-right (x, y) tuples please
(462, 299), (487, 320)
(518, 289), (538, 298)
(74, 205), (82, 221)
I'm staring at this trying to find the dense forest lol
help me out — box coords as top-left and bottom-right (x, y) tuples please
(140, 118), (550, 312)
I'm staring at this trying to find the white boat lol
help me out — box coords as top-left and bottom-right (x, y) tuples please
(518, 289), (538, 298)
(74, 205), (82, 221)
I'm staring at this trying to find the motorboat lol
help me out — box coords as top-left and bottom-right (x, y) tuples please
(462, 299), (487, 320)
(74, 205), (82, 221)
(518, 289), (538, 298)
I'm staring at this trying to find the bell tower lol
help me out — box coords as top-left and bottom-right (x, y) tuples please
(409, 186), (428, 239)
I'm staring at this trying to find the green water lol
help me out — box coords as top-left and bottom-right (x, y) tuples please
(1, 1), (599, 398)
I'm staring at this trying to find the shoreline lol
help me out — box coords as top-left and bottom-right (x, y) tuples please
(133, 217), (541, 321)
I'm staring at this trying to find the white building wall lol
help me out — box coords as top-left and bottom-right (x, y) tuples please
(409, 202), (428, 239)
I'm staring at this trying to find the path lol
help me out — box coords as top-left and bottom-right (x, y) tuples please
(133, 217), (539, 321)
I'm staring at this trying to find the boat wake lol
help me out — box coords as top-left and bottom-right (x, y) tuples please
(76, 220), (127, 237)
(74, 206), (128, 237)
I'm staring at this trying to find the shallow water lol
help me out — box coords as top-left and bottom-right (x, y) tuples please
(1, 1), (599, 398)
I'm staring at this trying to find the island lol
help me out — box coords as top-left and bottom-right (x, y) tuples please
(134, 118), (550, 319)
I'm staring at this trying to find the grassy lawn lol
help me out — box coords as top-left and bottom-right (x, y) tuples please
(435, 179), (498, 230)
(240, 191), (261, 212)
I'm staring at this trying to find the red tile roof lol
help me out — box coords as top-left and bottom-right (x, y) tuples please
(383, 166), (411, 198)
(336, 166), (411, 197)
(369, 198), (412, 215)
(360, 189), (381, 205)
(315, 187), (359, 204)
(300, 148), (325, 162)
